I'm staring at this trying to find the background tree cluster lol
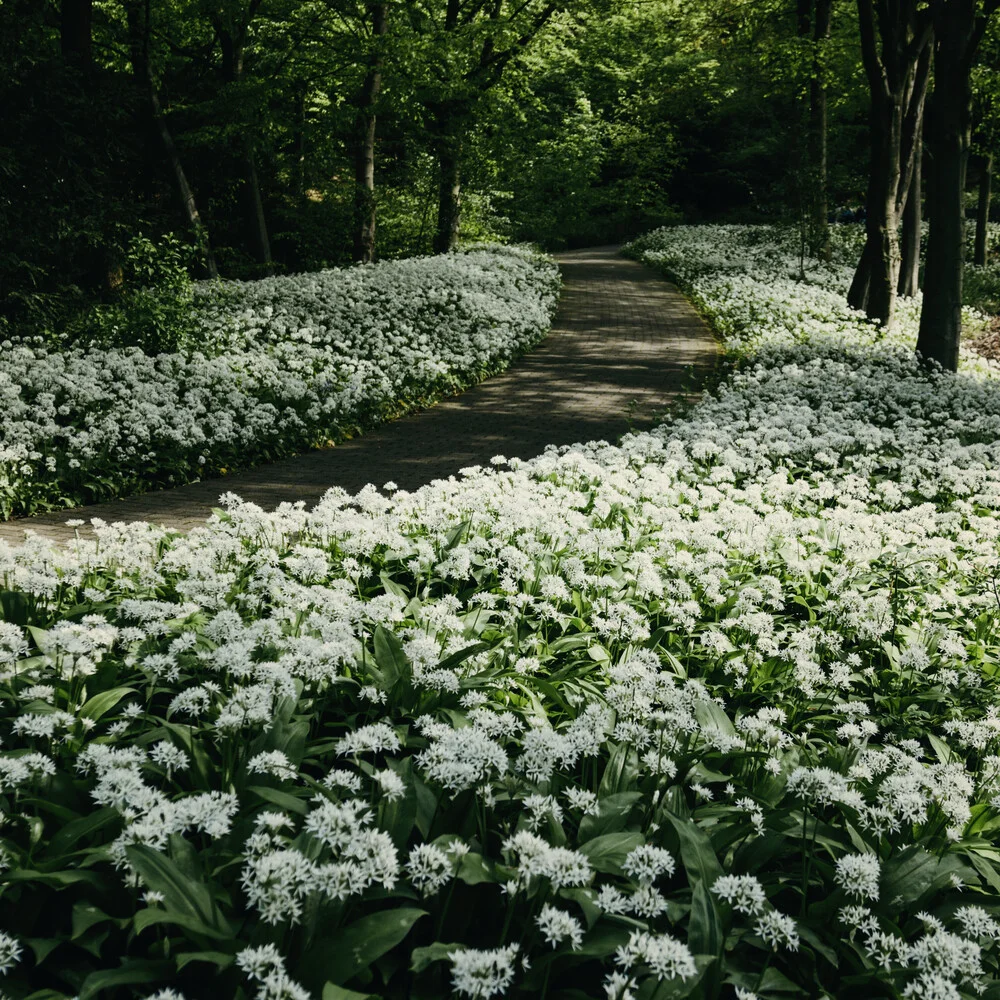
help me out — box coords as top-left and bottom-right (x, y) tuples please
(2, 0), (1000, 370)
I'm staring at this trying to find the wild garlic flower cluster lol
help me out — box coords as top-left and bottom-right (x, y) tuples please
(0, 245), (559, 518)
(3, 225), (1000, 995)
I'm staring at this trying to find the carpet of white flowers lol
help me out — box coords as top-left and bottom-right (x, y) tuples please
(2, 225), (1000, 1000)
(0, 246), (559, 520)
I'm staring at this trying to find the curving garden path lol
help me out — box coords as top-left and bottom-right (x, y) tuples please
(0, 246), (719, 545)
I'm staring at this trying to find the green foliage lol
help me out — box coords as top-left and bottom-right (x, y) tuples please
(66, 234), (202, 355)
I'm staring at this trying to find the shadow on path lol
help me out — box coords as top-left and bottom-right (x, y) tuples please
(0, 246), (719, 543)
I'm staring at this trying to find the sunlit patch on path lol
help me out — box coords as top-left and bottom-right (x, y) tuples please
(0, 246), (718, 544)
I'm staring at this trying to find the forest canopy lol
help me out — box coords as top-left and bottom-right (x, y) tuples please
(1, 0), (999, 368)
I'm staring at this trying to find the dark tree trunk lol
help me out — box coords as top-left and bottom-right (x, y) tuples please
(353, 2), (387, 264)
(975, 153), (993, 266)
(125, 0), (217, 278)
(61, 0), (92, 64)
(899, 117), (922, 297)
(219, 22), (273, 273)
(916, 6), (985, 371)
(433, 134), (463, 254)
(810, 0), (832, 260)
(292, 81), (307, 205)
(849, 97), (902, 324)
(241, 146), (271, 269)
(848, 241), (874, 311)
(849, 0), (931, 326)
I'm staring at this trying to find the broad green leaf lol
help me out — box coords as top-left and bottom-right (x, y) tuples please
(323, 985), (378, 1000)
(410, 941), (461, 974)
(133, 906), (232, 941)
(311, 907), (427, 986)
(881, 847), (959, 908)
(687, 880), (722, 957)
(176, 950), (236, 971)
(125, 844), (230, 937)
(578, 831), (645, 875)
(578, 791), (642, 840)
(78, 686), (137, 721)
(249, 785), (309, 815)
(44, 806), (118, 858)
(373, 625), (409, 692)
(71, 902), (115, 941)
(599, 743), (639, 796)
(663, 812), (723, 886)
(457, 852), (495, 885)
(693, 700), (735, 738)
(78, 960), (173, 1000)
(0, 590), (29, 626)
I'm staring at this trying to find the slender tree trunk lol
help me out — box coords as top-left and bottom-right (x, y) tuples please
(292, 81), (307, 205)
(810, 0), (832, 260)
(60, 0), (92, 64)
(976, 153), (992, 266)
(849, 95), (902, 324)
(899, 118), (922, 297)
(353, 2), (387, 263)
(434, 136), (462, 254)
(241, 145), (271, 269)
(125, 0), (217, 278)
(917, 19), (976, 371)
(219, 24), (273, 273)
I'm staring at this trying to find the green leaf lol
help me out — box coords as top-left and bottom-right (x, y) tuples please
(687, 880), (722, 956)
(133, 907), (232, 941)
(410, 941), (461, 974)
(78, 685), (138, 721)
(578, 791), (642, 840)
(125, 844), (231, 938)
(44, 806), (118, 858)
(310, 907), (427, 986)
(578, 831), (645, 875)
(693, 700), (735, 738)
(0, 590), (29, 627)
(323, 985), (378, 1000)
(881, 847), (952, 908)
(373, 626), (410, 692)
(663, 812), (723, 886)
(78, 959), (174, 1000)
(176, 950), (236, 971)
(71, 902), (115, 941)
(599, 743), (639, 796)
(248, 785), (309, 815)
(457, 852), (495, 885)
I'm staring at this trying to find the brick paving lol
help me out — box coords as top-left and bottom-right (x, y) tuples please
(0, 246), (719, 545)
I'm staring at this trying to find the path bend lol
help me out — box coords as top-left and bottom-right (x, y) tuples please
(0, 246), (719, 545)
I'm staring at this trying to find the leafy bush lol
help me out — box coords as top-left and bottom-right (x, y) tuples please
(1, 226), (1000, 997)
(67, 234), (201, 356)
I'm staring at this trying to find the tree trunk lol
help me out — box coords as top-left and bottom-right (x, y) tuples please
(916, 16), (976, 371)
(292, 81), (307, 205)
(434, 139), (462, 254)
(975, 153), (992, 266)
(849, 0), (932, 326)
(810, 0), (832, 260)
(219, 23), (273, 273)
(848, 241), (873, 311)
(899, 118), (922, 297)
(353, 2), (387, 264)
(125, 0), (218, 278)
(61, 0), (92, 64)
(849, 98), (902, 324)
(241, 146), (271, 269)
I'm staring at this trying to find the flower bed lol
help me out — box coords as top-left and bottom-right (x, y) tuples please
(1, 226), (1000, 998)
(0, 246), (560, 520)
